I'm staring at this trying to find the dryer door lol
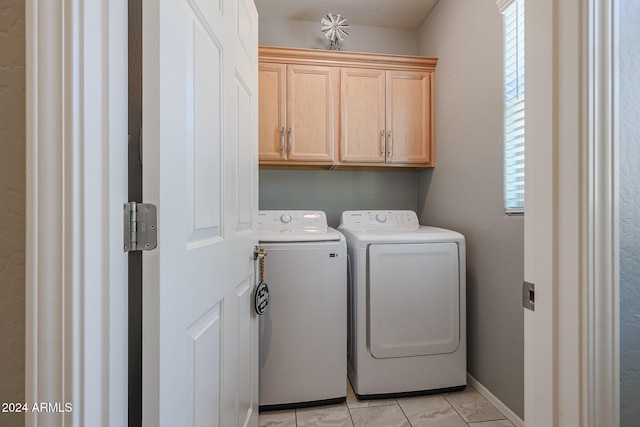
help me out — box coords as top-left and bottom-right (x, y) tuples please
(368, 242), (459, 358)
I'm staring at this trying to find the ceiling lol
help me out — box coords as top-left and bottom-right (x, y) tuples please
(254, 0), (440, 30)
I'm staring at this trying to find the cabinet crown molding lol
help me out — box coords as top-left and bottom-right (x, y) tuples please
(259, 46), (438, 72)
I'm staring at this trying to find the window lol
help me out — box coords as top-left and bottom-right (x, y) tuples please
(501, 0), (525, 214)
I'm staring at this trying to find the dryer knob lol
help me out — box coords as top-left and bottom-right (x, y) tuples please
(375, 213), (387, 223)
(280, 214), (292, 223)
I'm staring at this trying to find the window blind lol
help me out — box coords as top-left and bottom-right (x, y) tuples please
(496, 0), (516, 13)
(503, 0), (525, 214)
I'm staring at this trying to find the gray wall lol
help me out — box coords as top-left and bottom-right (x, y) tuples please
(619, 0), (640, 424)
(259, 170), (417, 228)
(0, 0), (26, 426)
(259, 17), (417, 55)
(416, 0), (524, 418)
(258, 17), (420, 227)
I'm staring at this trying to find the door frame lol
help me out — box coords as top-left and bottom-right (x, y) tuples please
(525, 0), (618, 425)
(25, 0), (620, 425)
(25, 0), (128, 425)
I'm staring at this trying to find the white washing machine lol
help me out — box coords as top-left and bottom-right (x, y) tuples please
(258, 210), (347, 410)
(338, 210), (466, 399)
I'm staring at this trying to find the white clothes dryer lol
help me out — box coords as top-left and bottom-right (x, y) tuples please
(258, 210), (347, 410)
(338, 210), (466, 399)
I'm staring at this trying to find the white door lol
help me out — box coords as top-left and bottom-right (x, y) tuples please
(141, 0), (259, 426)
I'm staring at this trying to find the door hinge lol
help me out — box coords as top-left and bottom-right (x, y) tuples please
(124, 202), (157, 252)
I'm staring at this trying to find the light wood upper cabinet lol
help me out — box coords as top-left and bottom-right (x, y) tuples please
(286, 65), (337, 163)
(340, 68), (386, 163)
(258, 61), (338, 165)
(258, 46), (437, 169)
(340, 69), (434, 166)
(385, 70), (434, 165)
(259, 63), (286, 161)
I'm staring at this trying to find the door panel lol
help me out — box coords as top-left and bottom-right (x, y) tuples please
(188, 18), (222, 241)
(368, 243), (459, 358)
(236, 74), (254, 231)
(236, 277), (255, 427)
(142, 0), (258, 425)
(187, 304), (222, 427)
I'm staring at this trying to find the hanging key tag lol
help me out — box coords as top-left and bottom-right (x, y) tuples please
(254, 247), (270, 315)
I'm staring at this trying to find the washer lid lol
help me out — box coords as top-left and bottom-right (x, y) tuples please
(258, 210), (341, 242)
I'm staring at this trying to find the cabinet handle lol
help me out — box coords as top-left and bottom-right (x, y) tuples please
(388, 130), (393, 158)
(280, 127), (285, 156)
(381, 130), (386, 157)
(287, 127), (292, 155)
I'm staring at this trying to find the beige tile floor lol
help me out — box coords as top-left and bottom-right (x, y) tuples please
(259, 380), (514, 427)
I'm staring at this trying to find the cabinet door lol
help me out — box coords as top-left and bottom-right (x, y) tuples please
(386, 71), (434, 165)
(286, 65), (337, 162)
(259, 63), (286, 160)
(340, 68), (386, 163)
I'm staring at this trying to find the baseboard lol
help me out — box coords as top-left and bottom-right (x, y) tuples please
(467, 373), (524, 427)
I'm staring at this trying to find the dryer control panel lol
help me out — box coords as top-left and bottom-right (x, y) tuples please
(339, 210), (420, 230)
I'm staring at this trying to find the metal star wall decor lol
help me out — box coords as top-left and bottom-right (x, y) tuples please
(321, 13), (350, 50)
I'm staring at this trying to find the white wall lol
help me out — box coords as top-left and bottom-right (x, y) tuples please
(619, 0), (640, 424)
(416, 0), (524, 418)
(0, 0), (26, 426)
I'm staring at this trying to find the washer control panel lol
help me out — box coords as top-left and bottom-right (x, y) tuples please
(340, 210), (420, 230)
(258, 210), (328, 230)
